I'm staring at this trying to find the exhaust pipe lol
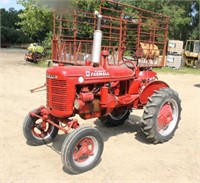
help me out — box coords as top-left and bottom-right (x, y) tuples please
(92, 11), (102, 65)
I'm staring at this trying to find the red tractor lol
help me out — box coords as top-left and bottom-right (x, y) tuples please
(23, 12), (181, 174)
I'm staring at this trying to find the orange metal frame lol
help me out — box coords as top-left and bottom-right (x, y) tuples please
(52, 0), (169, 67)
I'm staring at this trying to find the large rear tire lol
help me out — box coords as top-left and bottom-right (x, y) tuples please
(141, 88), (181, 144)
(23, 109), (59, 145)
(99, 107), (130, 127)
(61, 126), (104, 174)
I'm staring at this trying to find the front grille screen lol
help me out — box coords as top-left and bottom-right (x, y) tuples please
(47, 78), (67, 111)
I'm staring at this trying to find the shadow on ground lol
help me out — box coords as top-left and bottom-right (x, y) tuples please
(48, 114), (149, 154)
(194, 84), (200, 88)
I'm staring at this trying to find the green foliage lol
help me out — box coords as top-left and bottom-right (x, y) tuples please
(37, 59), (50, 67)
(153, 67), (200, 75)
(42, 31), (52, 59)
(74, 0), (100, 11)
(189, 1), (199, 40)
(42, 32), (52, 49)
(1, 26), (30, 44)
(17, 0), (52, 42)
(2, 0), (198, 46)
(161, 1), (193, 41)
(122, 0), (199, 41)
(0, 8), (30, 44)
(1, 8), (21, 28)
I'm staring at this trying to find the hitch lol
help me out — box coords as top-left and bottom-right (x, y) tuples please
(30, 83), (46, 93)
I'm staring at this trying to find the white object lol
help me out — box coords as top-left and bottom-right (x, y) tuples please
(92, 30), (102, 64)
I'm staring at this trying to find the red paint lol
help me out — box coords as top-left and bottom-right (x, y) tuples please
(30, 109), (79, 134)
(28, 1), (171, 136)
(30, 61), (170, 131)
(137, 70), (157, 81)
(79, 92), (94, 102)
(85, 60), (92, 66)
(157, 103), (173, 131)
(139, 81), (169, 104)
(100, 86), (108, 107)
(101, 50), (109, 56)
(73, 138), (94, 162)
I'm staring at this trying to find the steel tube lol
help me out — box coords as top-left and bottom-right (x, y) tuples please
(92, 30), (102, 64)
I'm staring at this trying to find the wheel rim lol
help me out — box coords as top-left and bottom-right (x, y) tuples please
(73, 136), (99, 167)
(31, 118), (53, 139)
(110, 107), (128, 120)
(157, 99), (179, 136)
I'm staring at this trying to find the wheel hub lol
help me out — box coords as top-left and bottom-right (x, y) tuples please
(35, 121), (46, 131)
(157, 103), (173, 131)
(74, 138), (94, 162)
(32, 120), (50, 138)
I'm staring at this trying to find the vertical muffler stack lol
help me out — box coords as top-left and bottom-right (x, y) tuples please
(92, 11), (102, 65)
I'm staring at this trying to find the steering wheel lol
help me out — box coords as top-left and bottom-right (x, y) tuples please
(120, 60), (137, 71)
(120, 50), (138, 70)
(122, 50), (138, 66)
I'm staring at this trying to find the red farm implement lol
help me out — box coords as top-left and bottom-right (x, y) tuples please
(52, 0), (169, 67)
(23, 0), (181, 174)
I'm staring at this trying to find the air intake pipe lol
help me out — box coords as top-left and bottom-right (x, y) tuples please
(92, 11), (102, 66)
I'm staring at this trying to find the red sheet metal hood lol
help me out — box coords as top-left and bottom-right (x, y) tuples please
(47, 65), (134, 83)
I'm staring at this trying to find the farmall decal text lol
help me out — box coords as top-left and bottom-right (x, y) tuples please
(46, 74), (58, 79)
(86, 71), (110, 77)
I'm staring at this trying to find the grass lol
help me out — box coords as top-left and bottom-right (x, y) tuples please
(37, 59), (51, 68)
(153, 67), (200, 75)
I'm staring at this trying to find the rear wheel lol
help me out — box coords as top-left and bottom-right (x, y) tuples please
(141, 88), (181, 143)
(99, 107), (130, 127)
(61, 126), (104, 174)
(23, 109), (59, 145)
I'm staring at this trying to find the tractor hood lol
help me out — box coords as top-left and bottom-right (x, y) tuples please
(47, 65), (134, 84)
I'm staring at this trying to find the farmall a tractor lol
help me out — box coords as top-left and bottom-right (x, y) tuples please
(23, 12), (181, 174)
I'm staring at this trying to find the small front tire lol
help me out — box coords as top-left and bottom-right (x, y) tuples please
(23, 109), (59, 145)
(61, 126), (104, 174)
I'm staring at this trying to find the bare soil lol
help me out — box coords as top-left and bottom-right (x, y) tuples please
(1, 48), (200, 183)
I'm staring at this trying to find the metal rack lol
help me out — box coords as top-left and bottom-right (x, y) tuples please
(52, 0), (169, 67)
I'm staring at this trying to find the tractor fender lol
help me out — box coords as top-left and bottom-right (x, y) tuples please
(139, 80), (169, 104)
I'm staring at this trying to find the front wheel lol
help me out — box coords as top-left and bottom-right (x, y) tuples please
(23, 109), (59, 145)
(141, 88), (181, 144)
(61, 126), (104, 174)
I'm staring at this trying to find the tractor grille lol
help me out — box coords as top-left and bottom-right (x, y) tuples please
(47, 78), (67, 111)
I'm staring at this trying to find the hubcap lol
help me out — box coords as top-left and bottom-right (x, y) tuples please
(157, 99), (179, 136)
(31, 118), (52, 139)
(73, 136), (98, 167)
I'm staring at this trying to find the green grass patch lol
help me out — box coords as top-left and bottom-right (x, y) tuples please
(153, 67), (200, 75)
(37, 59), (51, 68)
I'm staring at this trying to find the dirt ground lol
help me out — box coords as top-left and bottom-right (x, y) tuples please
(0, 48), (200, 183)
